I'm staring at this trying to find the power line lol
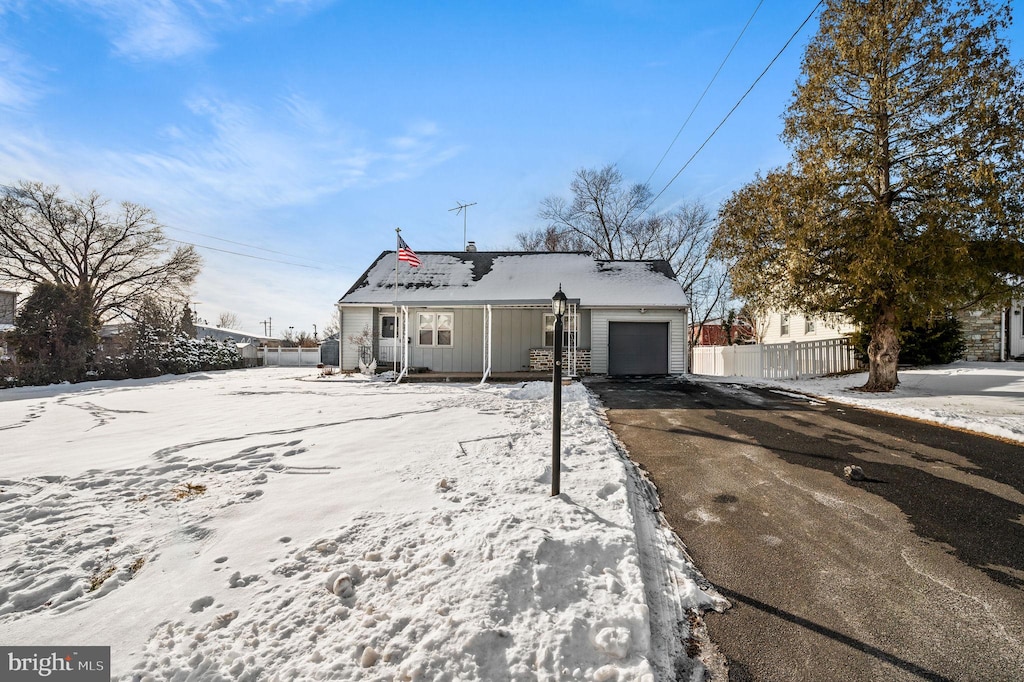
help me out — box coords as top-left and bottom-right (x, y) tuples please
(165, 238), (324, 270)
(165, 225), (332, 266)
(642, 0), (824, 217)
(645, 0), (766, 186)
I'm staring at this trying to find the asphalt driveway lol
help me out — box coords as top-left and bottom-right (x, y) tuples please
(587, 376), (1024, 682)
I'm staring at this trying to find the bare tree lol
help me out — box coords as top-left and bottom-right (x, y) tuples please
(519, 164), (729, 331)
(216, 311), (241, 329)
(322, 307), (342, 339)
(0, 181), (201, 323)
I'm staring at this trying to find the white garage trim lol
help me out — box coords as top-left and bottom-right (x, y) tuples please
(591, 309), (688, 374)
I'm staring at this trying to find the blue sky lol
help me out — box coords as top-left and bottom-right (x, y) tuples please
(1, 1), (1021, 337)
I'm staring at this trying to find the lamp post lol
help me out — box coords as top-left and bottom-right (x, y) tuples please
(551, 287), (567, 497)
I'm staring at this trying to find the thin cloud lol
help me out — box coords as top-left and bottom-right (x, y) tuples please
(66, 0), (211, 60)
(61, 0), (333, 61)
(0, 91), (461, 214)
(0, 45), (44, 110)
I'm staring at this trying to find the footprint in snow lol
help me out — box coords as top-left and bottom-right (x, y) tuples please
(190, 596), (214, 613)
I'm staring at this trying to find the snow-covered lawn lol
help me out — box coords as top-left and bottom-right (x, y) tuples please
(700, 361), (1024, 444)
(0, 369), (723, 681)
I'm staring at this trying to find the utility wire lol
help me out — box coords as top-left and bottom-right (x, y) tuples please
(642, 0), (824, 217)
(166, 238), (324, 270)
(645, 0), (765, 186)
(166, 225), (331, 266)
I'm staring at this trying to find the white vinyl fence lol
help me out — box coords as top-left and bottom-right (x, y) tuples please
(258, 346), (322, 367)
(691, 337), (859, 379)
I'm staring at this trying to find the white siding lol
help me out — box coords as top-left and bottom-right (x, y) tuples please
(1011, 302), (1024, 358)
(339, 306), (373, 369)
(761, 311), (858, 345)
(591, 309), (688, 374)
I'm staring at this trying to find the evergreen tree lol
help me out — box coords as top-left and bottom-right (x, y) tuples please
(179, 304), (197, 338)
(714, 0), (1024, 390)
(11, 282), (97, 383)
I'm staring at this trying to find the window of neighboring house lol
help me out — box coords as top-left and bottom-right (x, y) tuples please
(805, 317), (816, 334)
(780, 314), (791, 336)
(543, 313), (574, 347)
(418, 312), (453, 346)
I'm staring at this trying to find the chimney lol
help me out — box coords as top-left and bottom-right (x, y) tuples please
(466, 241), (478, 252)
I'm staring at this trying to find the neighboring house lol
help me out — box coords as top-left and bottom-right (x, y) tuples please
(762, 304), (1024, 361)
(337, 250), (690, 377)
(195, 325), (273, 345)
(1010, 303), (1024, 359)
(961, 304), (1024, 361)
(690, 317), (756, 346)
(0, 290), (15, 366)
(760, 311), (859, 345)
(0, 290), (15, 327)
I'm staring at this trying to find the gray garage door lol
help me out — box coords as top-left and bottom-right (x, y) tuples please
(608, 322), (669, 375)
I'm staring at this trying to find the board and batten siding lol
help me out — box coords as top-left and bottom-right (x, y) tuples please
(590, 309), (688, 374)
(339, 306), (373, 369)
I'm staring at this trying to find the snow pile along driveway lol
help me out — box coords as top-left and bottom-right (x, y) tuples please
(0, 369), (723, 680)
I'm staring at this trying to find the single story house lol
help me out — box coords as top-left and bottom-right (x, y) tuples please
(194, 324), (274, 345)
(336, 249), (690, 378)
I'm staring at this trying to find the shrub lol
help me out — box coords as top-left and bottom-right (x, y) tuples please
(852, 315), (966, 367)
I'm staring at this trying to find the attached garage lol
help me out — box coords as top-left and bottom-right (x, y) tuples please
(608, 321), (669, 375)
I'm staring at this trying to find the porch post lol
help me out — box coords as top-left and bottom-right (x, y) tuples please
(397, 306), (410, 383)
(480, 304), (493, 384)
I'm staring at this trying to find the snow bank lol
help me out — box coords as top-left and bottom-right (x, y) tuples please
(0, 370), (722, 680)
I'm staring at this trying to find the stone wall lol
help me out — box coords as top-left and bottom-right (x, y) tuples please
(957, 309), (1004, 362)
(529, 347), (592, 375)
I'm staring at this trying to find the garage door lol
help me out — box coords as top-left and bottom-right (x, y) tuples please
(608, 322), (669, 375)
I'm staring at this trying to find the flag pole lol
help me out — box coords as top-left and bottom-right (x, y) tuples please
(395, 227), (401, 377)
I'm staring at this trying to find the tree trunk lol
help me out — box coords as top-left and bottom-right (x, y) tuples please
(862, 307), (900, 391)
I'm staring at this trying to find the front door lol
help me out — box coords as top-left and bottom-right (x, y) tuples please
(379, 313), (402, 363)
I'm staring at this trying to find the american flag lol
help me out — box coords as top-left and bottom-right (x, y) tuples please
(397, 235), (421, 267)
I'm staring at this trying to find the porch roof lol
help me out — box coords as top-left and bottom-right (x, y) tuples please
(338, 251), (689, 308)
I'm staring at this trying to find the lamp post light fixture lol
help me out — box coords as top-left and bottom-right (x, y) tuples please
(551, 286), (568, 497)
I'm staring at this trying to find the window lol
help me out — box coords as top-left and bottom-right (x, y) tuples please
(544, 313), (574, 347)
(380, 315), (396, 339)
(780, 314), (791, 336)
(805, 317), (816, 334)
(417, 312), (453, 346)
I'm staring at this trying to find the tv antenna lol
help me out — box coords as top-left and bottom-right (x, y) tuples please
(449, 201), (477, 250)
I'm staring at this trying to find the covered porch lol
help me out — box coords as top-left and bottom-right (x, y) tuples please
(372, 300), (587, 383)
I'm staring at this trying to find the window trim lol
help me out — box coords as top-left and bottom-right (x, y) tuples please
(379, 313), (398, 340)
(417, 312), (454, 347)
(543, 313), (574, 347)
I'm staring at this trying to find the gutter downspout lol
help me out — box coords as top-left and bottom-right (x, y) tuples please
(1002, 308), (1008, 362)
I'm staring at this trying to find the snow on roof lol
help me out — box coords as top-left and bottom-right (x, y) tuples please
(0, 323), (14, 332)
(339, 251), (688, 308)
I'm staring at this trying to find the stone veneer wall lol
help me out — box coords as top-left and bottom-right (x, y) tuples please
(957, 309), (1004, 362)
(529, 348), (592, 375)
